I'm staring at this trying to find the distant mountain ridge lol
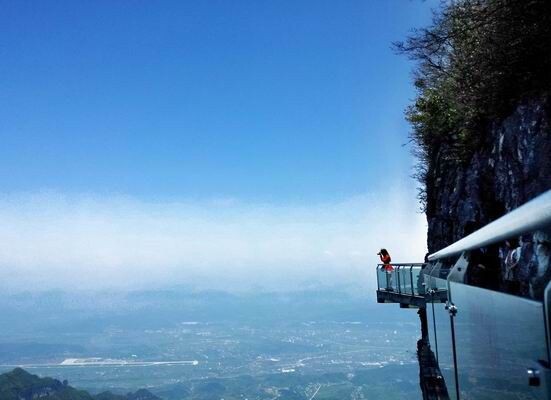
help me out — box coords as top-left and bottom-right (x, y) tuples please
(0, 368), (160, 400)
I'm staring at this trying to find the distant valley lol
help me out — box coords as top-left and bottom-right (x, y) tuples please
(0, 289), (421, 399)
(0, 368), (160, 400)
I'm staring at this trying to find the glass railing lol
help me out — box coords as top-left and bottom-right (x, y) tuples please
(423, 261), (451, 294)
(425, 278), (549, 400)
(422, 262), (455, 398)
(377, 253), (551, 398)
(413, 191), (551, 399)
(426, 278), (458, 400)
(376, 263), (426, 296)
(451, 282), (548, 400)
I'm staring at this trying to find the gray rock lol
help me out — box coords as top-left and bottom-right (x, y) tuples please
(426, 95), (551, 298)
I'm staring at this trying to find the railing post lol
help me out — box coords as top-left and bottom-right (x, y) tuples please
(410, 265), (415, 296)
(397, 266), (401, 294)
(376, 264), (380, 291)
(429, 289), (439, 363)
(448, 302), (460, 400)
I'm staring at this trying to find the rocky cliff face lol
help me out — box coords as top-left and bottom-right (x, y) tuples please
(425, 95), (551, 297)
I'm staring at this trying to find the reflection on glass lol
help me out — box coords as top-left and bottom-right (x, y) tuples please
(451, 282), (548, 400)
(433, 296), (458, 400)
(423, 272), (457, 399)
(398, 267), (412, 294)
(414, 267), (424, 295)
(377, 265), (425, 295)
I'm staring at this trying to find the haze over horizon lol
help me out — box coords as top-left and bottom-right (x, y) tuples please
(0, 188), (426, 292)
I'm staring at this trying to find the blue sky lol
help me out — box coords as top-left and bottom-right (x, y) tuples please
(1, 0), (435, 202)
(0, 1), (435, 291)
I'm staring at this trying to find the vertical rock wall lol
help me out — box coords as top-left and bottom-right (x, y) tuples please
(425, 95), (551, 298)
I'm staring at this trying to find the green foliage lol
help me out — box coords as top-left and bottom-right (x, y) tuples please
(0, 368), (93, 400)
(0, 368), (159, 400)
(395, 0), (551, 205)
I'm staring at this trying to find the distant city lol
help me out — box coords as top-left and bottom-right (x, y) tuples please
(0, 289), (421, 399)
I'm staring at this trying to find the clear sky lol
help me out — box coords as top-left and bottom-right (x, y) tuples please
(1, 0), (437, 202)
(0, 1), (436, 291)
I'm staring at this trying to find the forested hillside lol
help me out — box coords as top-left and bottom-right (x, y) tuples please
(0, 368), (160, 400)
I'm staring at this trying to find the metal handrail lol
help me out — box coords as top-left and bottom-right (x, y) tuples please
(428, 189), (551, 261)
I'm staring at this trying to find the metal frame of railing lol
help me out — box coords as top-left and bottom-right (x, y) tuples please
(376, 263), (425, 296)
(374, 191), (551, 398)
(422, 190), (551, 399)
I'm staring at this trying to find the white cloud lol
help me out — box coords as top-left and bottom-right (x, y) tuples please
(0, 189), (427, 292)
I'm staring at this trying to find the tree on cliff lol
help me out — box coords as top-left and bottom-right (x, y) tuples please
(395, 0), (551, 208)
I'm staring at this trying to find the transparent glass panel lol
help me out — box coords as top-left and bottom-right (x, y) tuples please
(413, 267), (424, 296)
(424, 272), (435, 293)
(378, 264), (424, 295)
(377, 265), (397, 291)
(427, 296), (438, 361)
(396, 267), (404, 293)
(423, 273), (457, 399)
(399, 267), (412, 295)
(451, 282), (548, 400)
(424, 270), (446, 292)
(376, 265), (386, 290)
(433, 299), (458, 400)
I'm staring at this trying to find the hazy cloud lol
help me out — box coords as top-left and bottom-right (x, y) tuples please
(0, 189), (426, 292)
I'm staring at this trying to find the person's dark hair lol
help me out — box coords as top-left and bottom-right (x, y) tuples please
(380, 248), (389, 256)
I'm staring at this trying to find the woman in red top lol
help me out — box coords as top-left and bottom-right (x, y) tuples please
(379, 248), (393, 270)
(379, 249), (394, 290)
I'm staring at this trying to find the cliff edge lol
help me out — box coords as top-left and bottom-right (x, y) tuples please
(397, 0), (551, 298)
(426, 95), (551, 298)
